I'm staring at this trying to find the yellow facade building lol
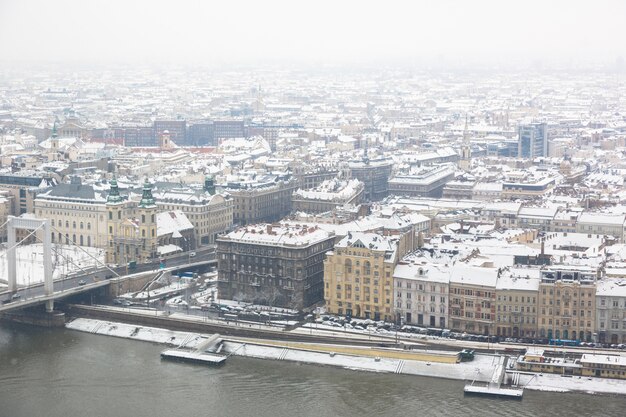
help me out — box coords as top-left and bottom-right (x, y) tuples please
(106, 178), (157, 265)
(324, 232), (398, 321)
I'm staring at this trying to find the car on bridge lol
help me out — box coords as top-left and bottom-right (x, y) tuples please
(78, 280), (87, 286)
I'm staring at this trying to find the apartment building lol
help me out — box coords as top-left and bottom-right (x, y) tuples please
(495, 268), (540, 338)
(348, 157), (394, 202)
(448, 263), (498, 335)
(596, 279), (626, 344)
(217, 223), (334, 310)
(393, 261), (449, 328)
(388, 165), (455, 198)
(537, 266), (598, 342)
(292, 179), (364, 214)
(153, 177), (233, 246)
(224, 173), (298, 225)
(324, 232), (398, 321)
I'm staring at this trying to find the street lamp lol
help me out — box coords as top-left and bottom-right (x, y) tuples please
(394, 307), (400, 345)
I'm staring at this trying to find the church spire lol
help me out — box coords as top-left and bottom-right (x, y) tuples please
(459, 114), (472, 171)
(463, 114), (470, 144)
(139, 178), (156, 208)
(51, 120), (58, 138)
(106, 175), (124, 204)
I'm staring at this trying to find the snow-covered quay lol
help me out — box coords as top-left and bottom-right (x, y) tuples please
(66, 318), (626, 396)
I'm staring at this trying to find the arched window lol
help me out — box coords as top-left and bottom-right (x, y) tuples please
(151, 229), (155, 237)
(109, 212), (112, 220)
(73, 234), (76, 243)
(344, 259), (352, 274)
(72, 221), (76, 229)
(80, 235), (84, 246)
(66, 221), (69, 228)
(364, 261), (371, 275)
(142, 230), (146, 238)
(87, 223), (91, 230)
(65, 234), (69, 244)
(51, 219), (55, 227)
(87, 236), (91, 247)
(142, 214), (146, 223)
(51, 233), (55, 242)
(80, 222), (84, 229)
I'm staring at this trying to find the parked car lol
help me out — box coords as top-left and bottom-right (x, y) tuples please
(78, 280), (87, 286)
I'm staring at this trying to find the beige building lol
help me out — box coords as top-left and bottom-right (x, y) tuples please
(495, 268), (540, 338)
(324, 232), (399, 321)
(34, 177), (108, 248)
(393, 261), (449, 328)
(448, 263), (498, 335)
(537, 266), (598, 342)
(154, 177), (233, 246)
(576, 213), (626, 241)
(224, 173), (298, 225)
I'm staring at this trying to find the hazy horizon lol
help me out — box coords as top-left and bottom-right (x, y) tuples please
(1, 0), (626, 71)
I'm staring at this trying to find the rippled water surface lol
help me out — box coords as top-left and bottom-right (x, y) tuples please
(0, 323), (625, 417)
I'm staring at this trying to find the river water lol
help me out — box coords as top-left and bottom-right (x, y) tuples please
(0, 323), (625, 417)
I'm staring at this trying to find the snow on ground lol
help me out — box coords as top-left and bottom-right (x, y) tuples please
(191, 288), (216, 304)
(65, 318), (626, 395)
(166, 295), (188, 307)
(0, 243), (105, 286)
(66, 318), (206, 348)
(122, 281), (190, 300)
(518, 372), (626, 395)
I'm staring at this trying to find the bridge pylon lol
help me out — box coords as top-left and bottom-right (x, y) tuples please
(7, 216), (54, 311)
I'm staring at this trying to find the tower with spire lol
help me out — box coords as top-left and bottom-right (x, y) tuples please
(459, 114), (472, 171)
(138, 178), (158, 262)
(105, 176), (127, 264)
(48, 120), (60, 161)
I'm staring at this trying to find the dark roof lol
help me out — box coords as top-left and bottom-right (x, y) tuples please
(47, 184), (97, 200)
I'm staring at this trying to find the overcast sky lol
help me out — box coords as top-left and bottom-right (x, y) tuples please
(1, 0), (625, 68)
